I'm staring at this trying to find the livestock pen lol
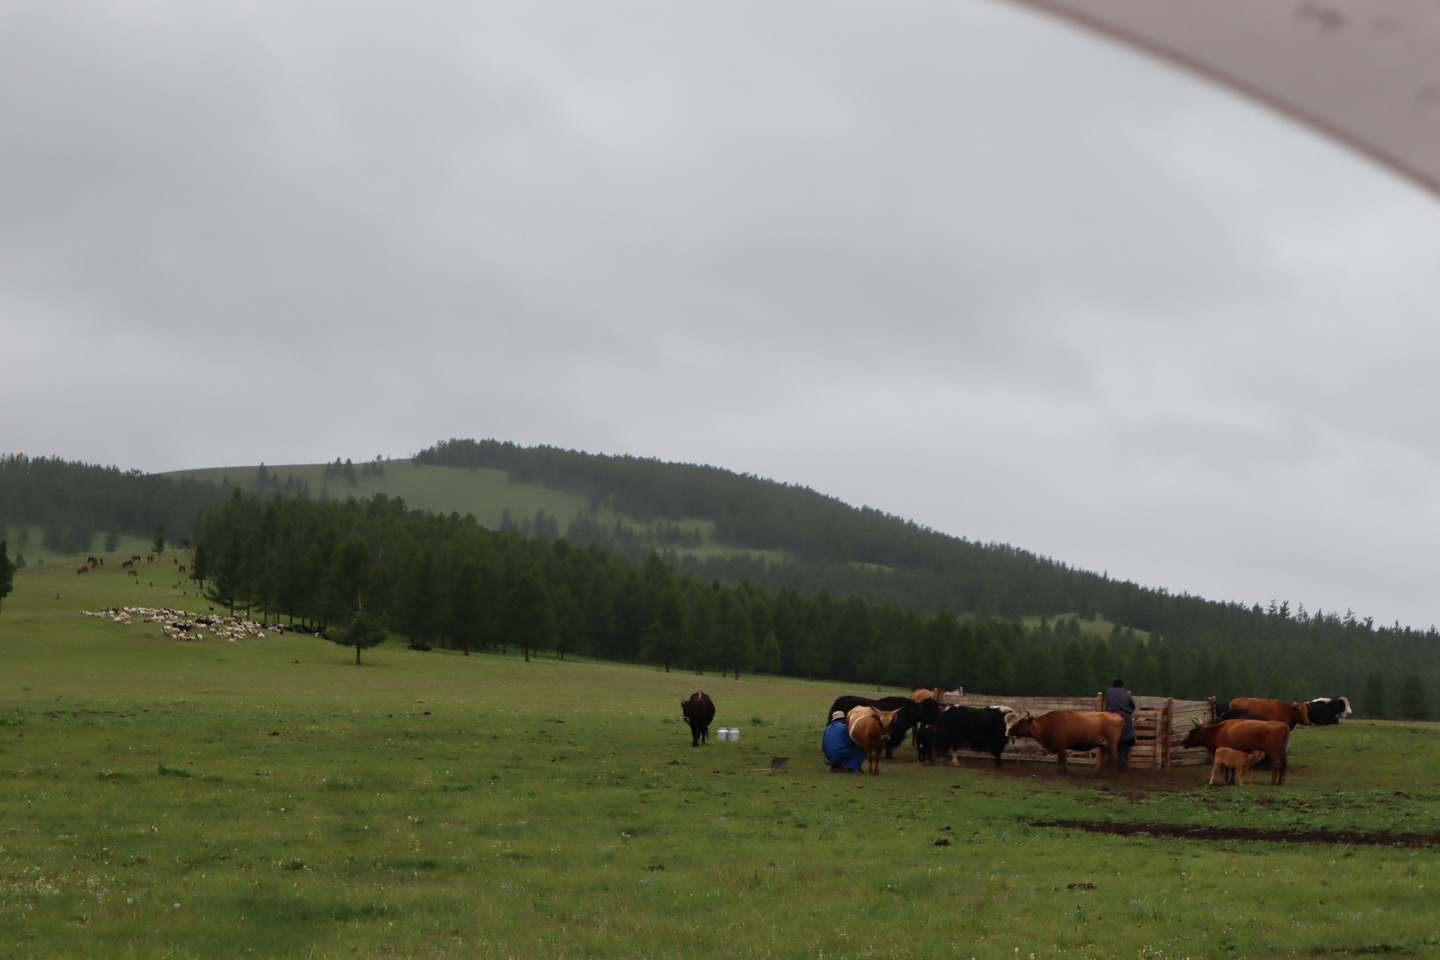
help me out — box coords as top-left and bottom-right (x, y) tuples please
(940, 691), (1218, 768)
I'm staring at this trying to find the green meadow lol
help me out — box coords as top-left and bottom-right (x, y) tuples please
(164, 463), (793, 564)
(3, 557), (1440, 959)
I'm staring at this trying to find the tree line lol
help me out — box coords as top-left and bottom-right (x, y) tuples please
(412, 439), (1438, 718)
(188, 491), (1430, 718)
(0, 454), (223, 558)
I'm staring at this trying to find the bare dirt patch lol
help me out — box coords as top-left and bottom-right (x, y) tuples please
(1034, 819), (1440, 847)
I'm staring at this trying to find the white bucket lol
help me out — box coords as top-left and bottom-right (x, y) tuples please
(716, 727), (731, 740)
(725, 727), (740, 742)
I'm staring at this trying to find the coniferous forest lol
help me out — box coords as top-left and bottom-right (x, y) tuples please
(1, 444), (1436, 717)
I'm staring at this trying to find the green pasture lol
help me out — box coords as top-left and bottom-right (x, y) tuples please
(2, 529), (167, 571)
(165, 462), (784, 565)
(2, 564), (1440, 959)
(1017, 614), (1152, 645)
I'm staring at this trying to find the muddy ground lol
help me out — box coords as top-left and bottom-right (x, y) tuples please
(947, 760), (1440, 847)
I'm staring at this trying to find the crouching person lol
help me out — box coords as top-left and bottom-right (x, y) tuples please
(822, 710), (866, 772)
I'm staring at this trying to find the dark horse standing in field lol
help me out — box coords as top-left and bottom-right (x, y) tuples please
(680, 692), (716, 746)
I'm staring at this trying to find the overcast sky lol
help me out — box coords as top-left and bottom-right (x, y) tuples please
(4, 2), (1440, 629)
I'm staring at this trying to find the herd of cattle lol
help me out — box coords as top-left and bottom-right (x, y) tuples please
(678, 688), (1354, 786)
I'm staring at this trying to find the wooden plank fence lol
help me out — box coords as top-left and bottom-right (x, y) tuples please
(938, 690), (1218, 768)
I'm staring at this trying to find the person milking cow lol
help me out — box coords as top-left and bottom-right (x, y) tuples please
(1103, 678), (1137, 772)
(822, 710), (867, 773)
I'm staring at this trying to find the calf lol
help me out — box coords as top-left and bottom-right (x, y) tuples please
(1182, 719), (1291, 784)
(1209, 747), (1267, 786)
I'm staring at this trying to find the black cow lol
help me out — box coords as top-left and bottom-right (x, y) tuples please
(930, 705), (1011, 767)
(827, 696), (924, 760)
(911, 697), (945, 763)
(680, 691), (715, 747)
(1305, 697), (1352, 725)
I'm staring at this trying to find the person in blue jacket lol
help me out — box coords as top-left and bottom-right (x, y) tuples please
(1103, 678), (1137, 771)
(822, 710), (866, 772)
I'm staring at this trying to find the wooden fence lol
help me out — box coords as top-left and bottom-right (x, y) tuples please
(938, 691), (1218, 768)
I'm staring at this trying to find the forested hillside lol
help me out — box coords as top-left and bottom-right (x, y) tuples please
(404, 440), (1438, 716)
(0, 454), (223, 556)
(3, 444), (1437, 718)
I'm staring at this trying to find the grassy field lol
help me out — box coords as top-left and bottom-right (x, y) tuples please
(2, 559), (1439, 958)
(165, 462), (793, 567)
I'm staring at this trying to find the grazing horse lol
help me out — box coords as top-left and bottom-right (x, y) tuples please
(846, 705), (899, 775)
(680, 692), (715, 747)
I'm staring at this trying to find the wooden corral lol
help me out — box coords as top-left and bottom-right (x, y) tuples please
(939, 691), (1218, 768)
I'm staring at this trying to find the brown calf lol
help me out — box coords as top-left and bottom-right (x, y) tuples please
(1209, 747), (1267, 786)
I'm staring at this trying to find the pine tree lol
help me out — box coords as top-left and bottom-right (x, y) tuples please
(504, 566), (554, 663)
(642, 587), (687, 672)
(331, 609), (389, 665)
(716, 592), (755, 679)
(756, 630), (782, 675)
(0, 540), (15, 613)
(447, 559), (482, 655)
(1362, 671), (1388, 719)
(400, 548), (444, 650)
(1398, 674), (1429, 720)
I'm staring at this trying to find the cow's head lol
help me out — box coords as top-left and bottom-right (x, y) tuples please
(876, 709), (899, 746)
(1180, 720), (1210, 748)
(1006, 711), (1035, 738)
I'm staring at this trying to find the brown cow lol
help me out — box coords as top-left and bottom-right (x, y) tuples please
(846, 705), (899, 775)
(127, 569), (138, 577)
(1006, 710), (1123, 776)
(76, 565), (89, 574)
(910, 688), (942, 703)
(1182, 719), (1291, 784)
(1209, 747), (1267, 786)
(1227, 697), (1310, 728)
